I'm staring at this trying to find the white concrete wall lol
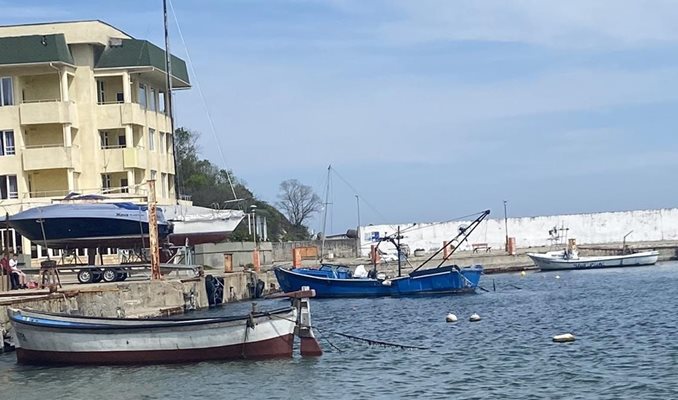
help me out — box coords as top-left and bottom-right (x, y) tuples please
(359, 208), (678, 256)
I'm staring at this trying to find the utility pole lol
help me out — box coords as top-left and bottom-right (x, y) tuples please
(503, 200), (509, 252)
(355, 195), (361, 258)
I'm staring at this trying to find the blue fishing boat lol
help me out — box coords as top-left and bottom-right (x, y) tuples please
(275, 210), (490, 298)
(8, 201), (171, 249)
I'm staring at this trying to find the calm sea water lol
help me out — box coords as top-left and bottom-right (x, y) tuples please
(2, 262), (678, 399)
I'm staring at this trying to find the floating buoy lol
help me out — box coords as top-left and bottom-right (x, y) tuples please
(520, 271), (526, 277)
(555, 275), (560, 279)
(445, 313), (458, 323)
(552, 333), (575, 343)
(469, 313), (481, 322)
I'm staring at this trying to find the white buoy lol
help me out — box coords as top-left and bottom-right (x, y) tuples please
(555, 275), (560, 279)
(445, 313), (458, 323)
(520, 271), (526, 277)
(552, 333), (576, 343)
(469, 313), (481, 322)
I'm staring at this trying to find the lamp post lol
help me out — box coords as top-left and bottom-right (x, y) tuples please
(249, 204), (260, 272)
(503, 200), (509, 252)
(355, 195), (361, 257)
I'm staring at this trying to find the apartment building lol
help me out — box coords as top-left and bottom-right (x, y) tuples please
(0, 20), (190, 257)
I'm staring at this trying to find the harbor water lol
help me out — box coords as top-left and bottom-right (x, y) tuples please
(2, 263), (678, 399)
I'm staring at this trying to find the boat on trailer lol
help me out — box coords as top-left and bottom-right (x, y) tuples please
(8, 289), (321, 365)
(8, 201), (171, 249)
(275, 210), (490, 298)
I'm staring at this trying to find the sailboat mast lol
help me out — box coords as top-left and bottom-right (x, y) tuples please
(163, 0), (180, 202)
(320, 165), (331, 262)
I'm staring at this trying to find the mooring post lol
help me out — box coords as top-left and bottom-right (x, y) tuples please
(148, 180), (161, 280)
(296, 285), (322, 357)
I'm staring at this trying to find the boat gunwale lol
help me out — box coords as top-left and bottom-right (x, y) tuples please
(9, 307), (295, 331)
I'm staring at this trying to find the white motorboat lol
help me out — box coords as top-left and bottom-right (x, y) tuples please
(527, 249), (659, 271)
(160, 204), (245, 245)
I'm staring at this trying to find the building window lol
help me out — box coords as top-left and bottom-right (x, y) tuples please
(159, 132), (165, 153)
(118, 134), (127, 147)
(148, 128), (155, 151)
(159, 91), (166, 114)
(161, 173), (167, 198)
(100, 131), (110, 149)
(101, 174), (111, 193)
(116, 92), (124, 103)
(166, 133), (172, 153)
(1, 77), (14, 106)
(120, 178), (129, 193)
(138, 83), (147, 109)
(0, 175), (18, 199)
(96, 80), (105, 104)
(0, 130), (15, 156)
(150, 88), (157, 112)
(150, 170), (157, 182)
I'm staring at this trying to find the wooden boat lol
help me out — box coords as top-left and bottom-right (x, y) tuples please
(527, 250), (659, 271)
(8, 290), (321, 365)
(275, 210), (490, 298)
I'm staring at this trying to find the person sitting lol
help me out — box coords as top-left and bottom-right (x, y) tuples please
(9, 253), (27, 289)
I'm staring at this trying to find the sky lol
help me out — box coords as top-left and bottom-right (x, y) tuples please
(4, 0), (678, 234)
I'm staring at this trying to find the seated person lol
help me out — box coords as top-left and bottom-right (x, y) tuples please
(9, 253), (27, 289)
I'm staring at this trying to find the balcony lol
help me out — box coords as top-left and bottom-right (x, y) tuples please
(96, 102), (170, 130)
(22, 145), (80, 171)
(19, 101), (77, 127)
(123, 147), (148, 169)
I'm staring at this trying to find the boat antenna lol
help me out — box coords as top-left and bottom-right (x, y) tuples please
(163, 0), (180, 203)
(412, 209), (490, 273)
(319, 165), (331, 263)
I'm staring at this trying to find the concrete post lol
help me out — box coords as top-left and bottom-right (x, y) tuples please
(252, 249), (260, 272)
(122, 72), (131, 103)
(370, 245), (380, 264)
(223, 253), (232, 273)
(60, 69), (69, 102)
(292, 248), (302, 267)
(63, 125), (72, 147)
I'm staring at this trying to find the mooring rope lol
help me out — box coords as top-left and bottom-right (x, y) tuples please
(265, 312), (429, 351)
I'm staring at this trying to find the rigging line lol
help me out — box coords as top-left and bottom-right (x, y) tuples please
(329, 166), (395, 228)
(168, 0), (239, 206)
(397, 210), (487, 235)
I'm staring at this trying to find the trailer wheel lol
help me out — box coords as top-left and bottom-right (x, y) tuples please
(77, 269), (93, 284)
(115, 269), (127, 281)
(92, 269), (104, 283)
(103, 268), (118, 282)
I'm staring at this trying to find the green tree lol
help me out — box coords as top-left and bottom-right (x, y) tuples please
(174, 127), (301, 241)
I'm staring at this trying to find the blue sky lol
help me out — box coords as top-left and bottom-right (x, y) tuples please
(4, 0), (678, 234)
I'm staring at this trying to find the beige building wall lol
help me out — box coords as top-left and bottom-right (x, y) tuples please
(0, 21), (187, 258)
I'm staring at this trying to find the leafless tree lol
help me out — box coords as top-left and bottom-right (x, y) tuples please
(277, 179), (322, 227)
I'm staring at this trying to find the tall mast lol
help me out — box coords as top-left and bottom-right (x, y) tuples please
(320, 165), (331, 262)
(163, 0), (180, 203)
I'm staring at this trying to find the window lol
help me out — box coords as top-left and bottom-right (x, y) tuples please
(101, 174), (111, 193)
(0, 130), (15, 156)
(138, 83), (147, 109)
(0, 175), (18, 199)
(100, 131), (110, 149)
(1, 77), (14, 106)
(120, 178), (129, 193)
(159, 91), (166, 113)
(96, 80), (105, 104)
(118, 134), (126, 147)
(148, 128), (155, 151)
(116, 92), (124, 103)
(161, 173), (167, 198)
(166, 133), (172, 153)
(150, 88), (157, 112)
(159, 132), (165, 153)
